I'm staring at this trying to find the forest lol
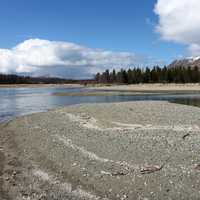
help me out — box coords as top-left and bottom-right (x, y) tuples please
(1, 66), (200, 85)
(95, 66), (200, 84)
(0, 74), (78, 84)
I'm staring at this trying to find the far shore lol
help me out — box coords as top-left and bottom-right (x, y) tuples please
(89, 83), (200, 92)
(1, 83), (200, 91)
(0, 83), (83, 88)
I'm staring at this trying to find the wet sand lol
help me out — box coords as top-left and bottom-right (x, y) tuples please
(1, 101), (200, 199)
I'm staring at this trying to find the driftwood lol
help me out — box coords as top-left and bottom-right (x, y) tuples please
(140, 165), (163, 174)
(194, 164), (200, 171)
(140, 157), (170, 174)
(182, 133), (190, 140)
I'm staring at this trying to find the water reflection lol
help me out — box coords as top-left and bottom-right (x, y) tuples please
(170, 98), (200, 108)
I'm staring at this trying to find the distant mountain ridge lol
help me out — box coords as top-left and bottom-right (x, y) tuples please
(0, 74), (93, 84)
(169, 57), (200, 69)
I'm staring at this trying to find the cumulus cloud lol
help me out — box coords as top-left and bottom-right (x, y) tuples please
(0, 39), (161, 79)
(154, 0), (200, 56)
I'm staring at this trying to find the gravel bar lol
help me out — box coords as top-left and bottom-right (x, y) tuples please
(1, 101), (200, 200)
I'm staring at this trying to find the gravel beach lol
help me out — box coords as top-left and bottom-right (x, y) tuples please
(89, 83), (200, 93)
(1, 101), (200, 200)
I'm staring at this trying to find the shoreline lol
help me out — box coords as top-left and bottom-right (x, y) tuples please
(89, 83), (200, 92)
(53, 90), (200, 97)
(0, 83), (83, 88)
(1, 83), (200, 91)
(1, 101), (200, 199)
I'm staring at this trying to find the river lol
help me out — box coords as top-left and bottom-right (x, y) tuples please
(1, 86), (200, 122)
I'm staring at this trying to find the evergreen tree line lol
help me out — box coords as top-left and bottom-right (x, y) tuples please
(95, 66), (200, 84)
(0, 74), (78, 84)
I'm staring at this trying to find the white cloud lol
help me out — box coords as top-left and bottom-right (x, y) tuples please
(0, 39), (161, 79)
(154, 0), (200, 56)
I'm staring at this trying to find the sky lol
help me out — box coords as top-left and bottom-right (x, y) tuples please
(0, 0), (199, 78)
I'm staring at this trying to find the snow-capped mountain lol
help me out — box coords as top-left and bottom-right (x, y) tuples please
(168, 57), (200, 68)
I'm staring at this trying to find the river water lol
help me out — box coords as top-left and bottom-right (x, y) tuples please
(1, 86), (200, 122)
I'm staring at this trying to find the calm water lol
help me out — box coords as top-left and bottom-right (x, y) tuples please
(1, 86), (200, 122)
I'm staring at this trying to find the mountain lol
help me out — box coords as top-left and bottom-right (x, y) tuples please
(168, 57), (200, 68)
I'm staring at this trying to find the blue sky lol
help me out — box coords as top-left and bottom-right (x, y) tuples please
(0, 0), (184, 60)
(0, 0), (198, 78)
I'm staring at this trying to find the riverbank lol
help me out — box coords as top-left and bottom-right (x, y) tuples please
(53, 91), (145, 97)
(1, 101), (200, 199)
(53, 83), (200, 97)
(89, 83), (200, 93)
(0, 83), (83, 88)
(1, 83), (200, 92)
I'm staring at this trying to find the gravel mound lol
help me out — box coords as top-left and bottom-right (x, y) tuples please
(1, 101), (200, 200)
